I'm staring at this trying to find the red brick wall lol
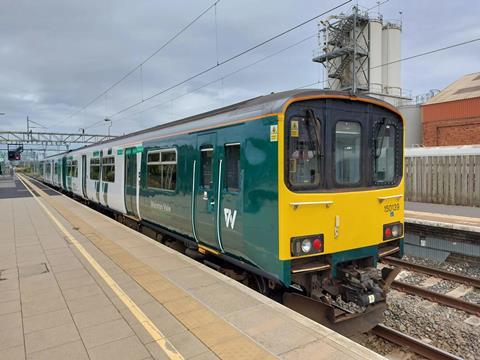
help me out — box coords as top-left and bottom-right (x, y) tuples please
(422, 97), (480, 146)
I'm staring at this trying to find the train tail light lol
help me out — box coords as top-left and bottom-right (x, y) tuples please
(383, 222), (403, 241)
(291, 235), (324, 257)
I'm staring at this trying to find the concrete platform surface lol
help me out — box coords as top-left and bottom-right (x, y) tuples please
(405, 201), (480, 233)
(0, 174), (384, 360)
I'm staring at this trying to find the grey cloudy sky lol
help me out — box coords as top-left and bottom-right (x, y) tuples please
(1, 0), (479, 139)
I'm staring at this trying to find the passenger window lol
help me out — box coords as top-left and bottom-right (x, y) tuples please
(147, 149), (177, 191)
(335, 121), (361, 185)
(288, 113), (321, 187)
(101, 157), (115, 182)
(201, 147), (213, 189)
(90, 158), (100, 180)
(225, 144), (240, 192)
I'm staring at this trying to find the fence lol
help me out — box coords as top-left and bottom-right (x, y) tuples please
(405, 155), (480, 207)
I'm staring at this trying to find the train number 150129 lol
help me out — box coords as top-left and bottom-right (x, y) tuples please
(384, 203), (400, 213)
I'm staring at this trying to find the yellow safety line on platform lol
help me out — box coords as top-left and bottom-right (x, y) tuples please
(17, 174), (183, 360)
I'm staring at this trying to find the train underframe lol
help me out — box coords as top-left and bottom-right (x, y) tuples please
(285, 243), (403, 336)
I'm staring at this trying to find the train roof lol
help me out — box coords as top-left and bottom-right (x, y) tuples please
(45, 89), (396, 159)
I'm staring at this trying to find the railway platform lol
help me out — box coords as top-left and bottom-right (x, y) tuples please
(0, 174), (383, 360)
(405, 201), (480, 233)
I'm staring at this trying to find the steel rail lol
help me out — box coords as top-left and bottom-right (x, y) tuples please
(382, 256), (480, 289)
(391, 280), (480, 316)
(372, 324), (462, 360)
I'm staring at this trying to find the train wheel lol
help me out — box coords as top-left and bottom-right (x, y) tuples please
(249, 274), (269, 295)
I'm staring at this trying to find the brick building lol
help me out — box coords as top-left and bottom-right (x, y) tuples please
(422, 72), (480, 146)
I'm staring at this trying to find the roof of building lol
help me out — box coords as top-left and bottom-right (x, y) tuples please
(424, 72), (480, 105)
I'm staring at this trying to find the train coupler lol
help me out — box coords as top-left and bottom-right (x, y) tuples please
(337, 266), (384, 307)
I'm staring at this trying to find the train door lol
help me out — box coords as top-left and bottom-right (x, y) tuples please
(193, 133), (224, 250)
(124, 147), (139, 217)
(56, 160), (62, 186)
(81, 155), (87, 198)
(61, 157), (67, 189)
(217, 142), (242, 254)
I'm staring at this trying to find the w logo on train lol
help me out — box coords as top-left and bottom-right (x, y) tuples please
(224, 208), (237, 229)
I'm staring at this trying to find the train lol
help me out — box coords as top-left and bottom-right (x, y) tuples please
(37, 89), (404, 335)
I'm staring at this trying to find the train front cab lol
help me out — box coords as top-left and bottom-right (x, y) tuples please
(278, 95), (404, 334)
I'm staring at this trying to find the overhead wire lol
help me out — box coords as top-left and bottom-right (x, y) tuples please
(28, 119), (49, 129)
(91, 34), (480, 131)
(291, 36), (480, 94)
(109, 35), (317, 124)
(84, 1), (480, 133)
(83, 0), (353, 126)
(370, 36), (480, 70)
(114, 35), (480, 127)
(63, 0), (221, 123)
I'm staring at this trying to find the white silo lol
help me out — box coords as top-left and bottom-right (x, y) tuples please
(369, 18), (383, 94)
(382, 22), (402, 96)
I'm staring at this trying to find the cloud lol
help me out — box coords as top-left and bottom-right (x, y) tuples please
(0, 0), (479, 143)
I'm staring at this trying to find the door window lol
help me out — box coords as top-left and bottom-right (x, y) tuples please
(67, 160), (78, 177)
(201, 147), (213, 189)
(335, 121), (361, 185)
(225, 144), (240, 192)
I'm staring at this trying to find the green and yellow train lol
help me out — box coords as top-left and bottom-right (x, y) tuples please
(40, 89), (404, 334)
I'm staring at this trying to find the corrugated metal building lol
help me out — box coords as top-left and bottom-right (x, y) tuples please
(398, 104), (422, 147)
(422, 72), (480, 146)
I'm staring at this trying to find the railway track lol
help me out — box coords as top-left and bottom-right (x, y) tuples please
(382, 256), (480, 288)
(390, 280), (480, 316)
(372, 324), (462, 360)
(381, 256), (480, 315)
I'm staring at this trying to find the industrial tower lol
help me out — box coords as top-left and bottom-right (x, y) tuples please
(313, 6), (404, 103)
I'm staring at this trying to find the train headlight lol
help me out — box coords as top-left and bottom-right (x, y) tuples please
(301, 239), (312, 253)
(291, 235), (324, 257)
(383, 222), (403, 241)
(391, 225), (400, 238)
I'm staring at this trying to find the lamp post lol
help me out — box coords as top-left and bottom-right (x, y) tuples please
(104, 118), (112, 137)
